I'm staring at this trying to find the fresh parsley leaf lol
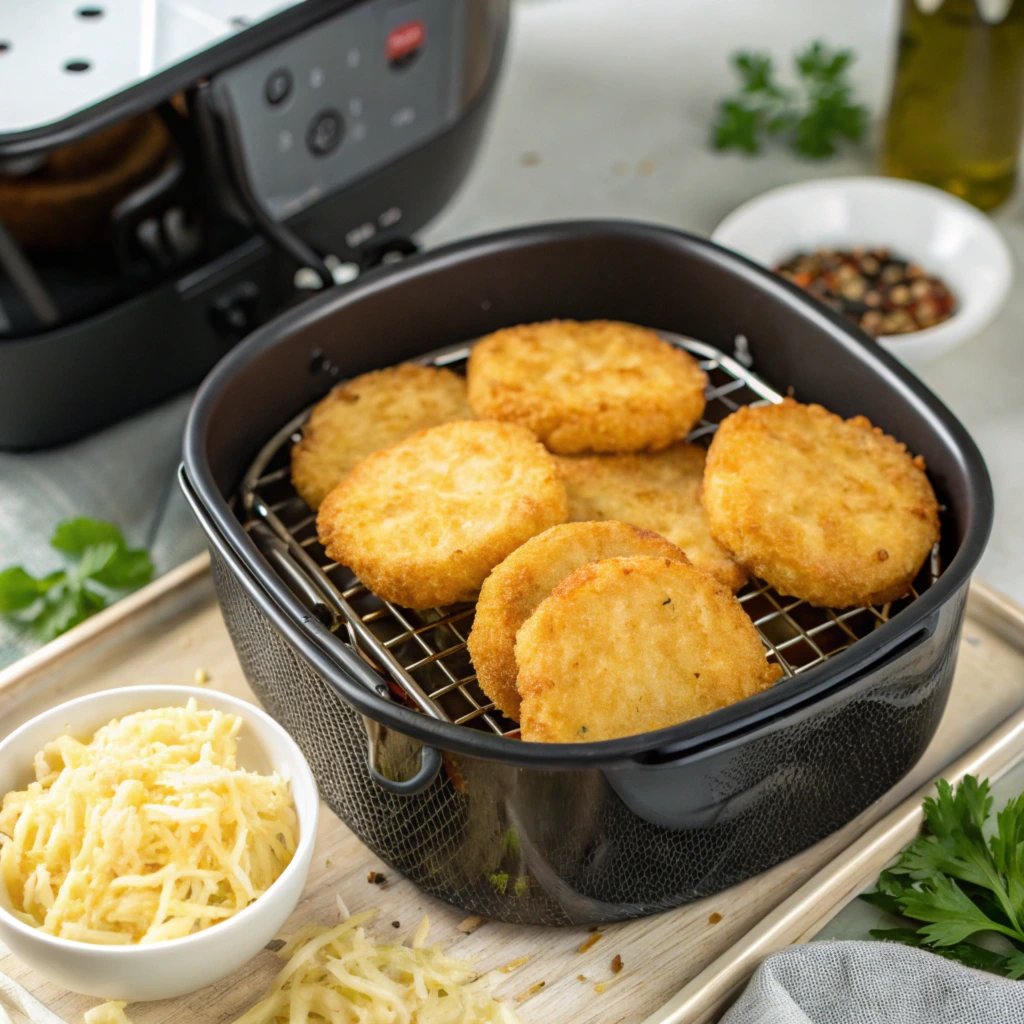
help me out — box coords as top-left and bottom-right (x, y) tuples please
(863, 775), (1024, 973)
(712, 100), (763, 154)
(734, 52), (782, 96)
(51, 517), (125, 554)
(0, 518), (154, 642)
(898, 874), (1021, 947)
(0, 567), (65, 613)
(91, 546), (154, 590)
(711, 40), (866, 160)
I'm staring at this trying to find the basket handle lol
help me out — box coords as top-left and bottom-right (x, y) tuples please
(362, 718), (443, 797)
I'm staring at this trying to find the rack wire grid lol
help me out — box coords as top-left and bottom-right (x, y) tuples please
(240, 333), (942, 740)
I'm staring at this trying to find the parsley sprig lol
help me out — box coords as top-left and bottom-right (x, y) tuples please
(0, 518), (153, 641)
(862, 775), (1024, 979)
(712, 41), (867, 159)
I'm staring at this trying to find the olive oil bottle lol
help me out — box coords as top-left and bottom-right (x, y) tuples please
(883, 0), (1024, 210)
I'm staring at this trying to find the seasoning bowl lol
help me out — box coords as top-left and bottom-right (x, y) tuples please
(711, 176), (1013, 368)
(0, 685), (319, 1001)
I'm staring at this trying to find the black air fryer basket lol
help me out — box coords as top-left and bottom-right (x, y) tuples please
(181, 221), (993, 926)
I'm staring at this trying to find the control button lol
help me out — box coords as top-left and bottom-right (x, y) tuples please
(390, 106), (416, 129)
(346, 222), (375, 248)
(307, 109), (344, 156)
(386, 19), (425, 69)
(264, 68), (292, 106)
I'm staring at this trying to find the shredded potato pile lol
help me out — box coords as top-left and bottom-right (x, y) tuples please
(0, 700), (296, 944)
(233, 909), (522, 1024)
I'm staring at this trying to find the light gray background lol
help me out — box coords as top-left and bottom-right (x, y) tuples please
(2, 0), (1020, 667)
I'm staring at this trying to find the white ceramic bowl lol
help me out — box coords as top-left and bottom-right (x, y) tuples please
(712, 176), (1013, 367)
(0, 686), (319, 1001)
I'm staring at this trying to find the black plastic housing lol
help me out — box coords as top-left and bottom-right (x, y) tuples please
(182, 221), (993, 924)
(0, 0), (508, 449)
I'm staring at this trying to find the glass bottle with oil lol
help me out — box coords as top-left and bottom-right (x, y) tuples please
(883, 0), (1024, 210)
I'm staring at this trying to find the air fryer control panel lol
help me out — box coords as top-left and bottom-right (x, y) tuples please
(215, 0), (465, 230)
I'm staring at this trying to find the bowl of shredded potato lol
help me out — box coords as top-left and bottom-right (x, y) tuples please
(0, 686), (318, 1001)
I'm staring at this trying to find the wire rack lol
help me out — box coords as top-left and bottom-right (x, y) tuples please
(239, 334), (942, 740)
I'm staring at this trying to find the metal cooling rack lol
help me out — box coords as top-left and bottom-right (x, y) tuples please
(239, 334), (942, 740)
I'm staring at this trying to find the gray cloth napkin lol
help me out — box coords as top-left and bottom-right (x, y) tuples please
(0, 392), (205, 670)
(722, 941), (1024, 1023)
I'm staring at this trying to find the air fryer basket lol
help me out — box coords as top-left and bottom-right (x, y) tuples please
(182, 221), (992, 926)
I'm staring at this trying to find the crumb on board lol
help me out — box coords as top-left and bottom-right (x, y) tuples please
(392, 920), (401, 928)
(367, 870), (387, 886)
(193, 667), (210, 685)
(457, 915), (487, 934)
(577, 974), (587, 982)
(515, 981), (546, 1003)
(501, 956), (531, 973)
(265, 938), (286, 952)
(611, 954), (623, 974)
(708, 912), (723, 925)
(578, 932), (603, 953)
(587, 924), (600, 932)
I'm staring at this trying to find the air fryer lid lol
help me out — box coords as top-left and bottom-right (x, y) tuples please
(183, 220), (993, 767)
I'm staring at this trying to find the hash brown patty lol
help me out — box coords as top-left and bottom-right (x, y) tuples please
(555, 444), (746, 590)
(317, 420), (568, 609)
(466, 320), (707, 454)
(291, 364), (471, 510)
(467, 521), (688, 721)
(703, 398), (940, 608)
(516, 556), (782, 743)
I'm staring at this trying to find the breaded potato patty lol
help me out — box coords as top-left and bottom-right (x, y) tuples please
(703, 398), (940, 608)
(516, 556), (782, 743)
(468, 521), (688, 721)
(555, 444), (746, 590)
(317, 420), (568, 609)
(466, 320), (707, 454)
(291, 364), (471, 509)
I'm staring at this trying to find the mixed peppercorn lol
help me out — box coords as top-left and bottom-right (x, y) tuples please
(775, 247), (956, 337)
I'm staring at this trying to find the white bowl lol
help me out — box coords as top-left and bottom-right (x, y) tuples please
(0, 686), (319, 1001)
(711, 176), (1013, 368)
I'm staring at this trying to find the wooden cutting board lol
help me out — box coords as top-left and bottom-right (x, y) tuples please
(1, 556), (1023, 1024)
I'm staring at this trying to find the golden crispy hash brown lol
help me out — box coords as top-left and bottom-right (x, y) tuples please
(317, 420), (568, 610)
(466, 320), (707, 454)
(555, 443), (746, 590)
(467, 521), (688, 721)
(703, 398), (940, 608)
(291, 364), (471, 509)
(516, 556), (782, 743)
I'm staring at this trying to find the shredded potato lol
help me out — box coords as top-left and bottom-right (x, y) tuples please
(0, 700), (296, 944)
(84, 1001), (133, 1024)
(233, 910), (522, 1024)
